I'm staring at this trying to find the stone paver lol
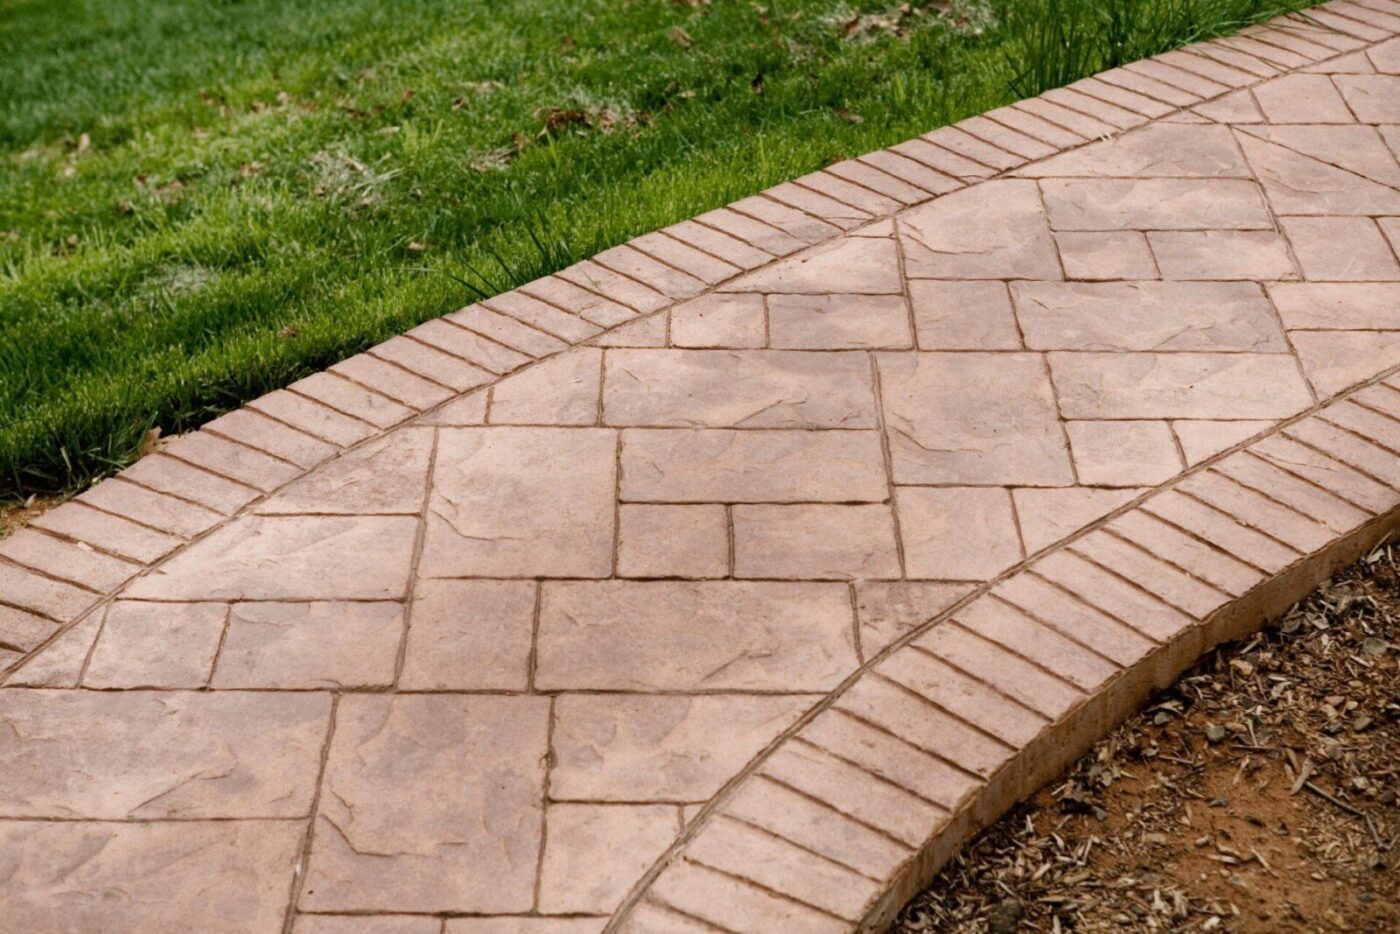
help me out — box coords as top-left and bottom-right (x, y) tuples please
(6, 8), (1400, 931)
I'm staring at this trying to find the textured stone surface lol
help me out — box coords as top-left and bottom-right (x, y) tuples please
(0, 689), (330, 818)
(421, 427), (616, 578)
(535, 581), (856, 690)
(8, 16), (1400, 933)
(879, 352), (1074, 485)
(0, 819), (304, 934)
(302, 694), (549, 912)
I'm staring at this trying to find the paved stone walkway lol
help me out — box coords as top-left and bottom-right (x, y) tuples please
(5, 4), (1400, 932)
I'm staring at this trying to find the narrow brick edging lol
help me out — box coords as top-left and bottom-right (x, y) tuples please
(603, 368), (1400, 932)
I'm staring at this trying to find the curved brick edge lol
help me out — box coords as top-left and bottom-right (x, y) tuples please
(608, 370), (1400, 934)
(1, 1), (1386, 678)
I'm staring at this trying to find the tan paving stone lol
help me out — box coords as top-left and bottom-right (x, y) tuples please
(991, 572), (1157, 666)
(592, 313), (667, 348)
(557, 259), (671, 315)
(875, 642), (1047, 749)
(908, 280), (1021, 349)
(954, 597), (1121, 691)
(1269, 282), (1400, 329)
(0, 819), (303, 934)
(697, 204), (815, 255)
(618, 503), (728, 579)
(0, 603), (60, 654)
(603, 349), (877, 429)
(1013, 281), (1287, 351)
(760, 739), (947, 848)
(666, 219), (776, 270)
(838, 668), (1025, 774)
(118, 452), (259, 516)
(1172, 419), (1274, 463)
(416, 388), (487, 426)
(648, 860), (848, 934)
(1334, 74), (1400, 121)
(212, 601), (402, 689)
(916, 621), (1084, 719)
(204, 407), (339, 469)
(289, 372), (414, 430)
(30, 501), (183, 564)
(720, 773), (911, 881)
(1253, 72), (1356, 121)
(1040, 177), (1273, 230)
(126, 515), (419, 600)
(296, 916), (443, 934)
(0, 689), (329, 818)
(370, 334), (495, 393)
(0, 527), (140, 592)
(728, 193), (845, 242)
(1194, 87), (1266, 122)
(549, 693), (810, 801)
(1142, 489), (1300, 573)
(1239, 135), (1400, 215)
(854, 580), (975, 656)
(896, 487), (1023, 580)
(535, 580), (855, 690)
(257, 427), (433, 515)
(398, 579), (534, 690)
(879, 352), (1074, 485)
(421, 427), (615, 578)
(331, 352), (454, 410)
(733, 503), (899, 580)
(77, 477), (224, 538)
(519, 273), (639, 328)
(1213, 450), (1371, 534)
(1054, 231), (1159, 280)
(1291, 329), (1400, 394)
(1033, 547), (1195, 642)
(1049, 352), (1314, 419)
(4, 611), (102, 687)
(447, 920), (604, 934)
(1016, 123), (1249, 177)
(1242, 124), (1400, 187)
(84, 601), (226, 688)
(162, 430), (304, 492)
(1070, 529), (1231, 619)
(1148, 230), (1298, 280)
(1251, 432), (1399, 515)
(538, 803), (679, 914)
(1011, 486), (1144, 553)
(720, 235), (901, 293)
(303, 694), (549, 913)
(1178, 470), (1335, 553)
(768, 293), (913, 349)
(1067, 419), (1184, 486)
(620, 428), (887, 503)
(899, 179), (1062, 280)
(489, 347), (602, 425)
(670, 293), (766, 348)
(1105, 508), (1264, 597)
(798, 707), (981, 809)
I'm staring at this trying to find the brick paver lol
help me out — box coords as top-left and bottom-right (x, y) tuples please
(5, 5), (1400, 931)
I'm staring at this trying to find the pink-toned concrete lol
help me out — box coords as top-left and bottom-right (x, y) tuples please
(5, 4), (1400, 931)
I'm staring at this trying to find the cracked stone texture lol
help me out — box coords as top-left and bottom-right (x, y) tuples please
(7, 11), (1400, 931)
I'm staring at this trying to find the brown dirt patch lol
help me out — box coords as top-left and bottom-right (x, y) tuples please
(0, 495), (60, 539)
(897, 542), (1400, 933)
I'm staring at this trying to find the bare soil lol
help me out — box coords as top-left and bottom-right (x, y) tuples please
(0, 495), (58, 539)
(896, 542), (1400, 933)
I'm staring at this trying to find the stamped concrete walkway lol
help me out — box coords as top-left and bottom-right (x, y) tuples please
(6, 4), (1400, 932)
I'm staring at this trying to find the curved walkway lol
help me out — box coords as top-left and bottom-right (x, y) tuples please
(5, 4), (1400, 931)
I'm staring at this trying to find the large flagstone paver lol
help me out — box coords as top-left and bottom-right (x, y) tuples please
(6, 5), (1400, 931)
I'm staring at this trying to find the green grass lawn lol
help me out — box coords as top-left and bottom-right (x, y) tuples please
(1, 0), (1308, 499)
